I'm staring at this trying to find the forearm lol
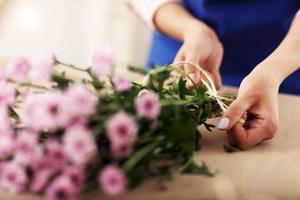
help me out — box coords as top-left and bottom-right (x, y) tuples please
(256, 12), (300, 84)
(153, 3), (211, 41)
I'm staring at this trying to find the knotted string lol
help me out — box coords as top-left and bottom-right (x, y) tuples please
(169, 61), (233, 113)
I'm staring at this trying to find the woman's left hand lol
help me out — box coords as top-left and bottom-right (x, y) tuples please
(174, 20), (223, 89)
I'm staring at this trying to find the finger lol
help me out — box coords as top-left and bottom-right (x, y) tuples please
(184, 57), (202, 89)
(210, 70), (222, 90)
(226, 112), (247, 146)
(218, 98), (251, 130)
(186, 71), (200, 89)
(184, 66), (200, 89)
(204, 44), (223, 90)
(174, 49), (184, 63)
(230, 122), (269, 150)
(227, 131), (237, 146)
(173, 51), (185, 71)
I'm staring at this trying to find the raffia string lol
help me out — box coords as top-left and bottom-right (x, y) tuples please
(169, 61), (232, 113)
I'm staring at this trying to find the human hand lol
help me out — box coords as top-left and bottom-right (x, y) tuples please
(174, 21), (223, 89)
(218, 67), (280, 150)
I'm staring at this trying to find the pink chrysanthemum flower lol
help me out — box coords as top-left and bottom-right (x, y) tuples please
(20, 94), (40, 129)
(0, 107), (13, 135)
(6, 57), (30, 82)
(30, 169), (54, 193)
(0, 81), (16, 107)
(45, 140), (68, 169)
(64, 125), (97, 166)
(0, 162), (28, 193)
(21, 92), (71, 131)
(44, 175), (77, 200)
(98, 165), (127, 196)
(0, 133), (15, 159)
(91, 46), (114, 77)
(30, 53), (56, 84)
(112, 75), (132, 92)
(63, 166), (85, 193)
(39, 92), (71, 129)
(106, 112), (138, 145)
(66, 84), (97, 118)
(30, 156), (58, 193)
(14, 131), (41, 165)
(135, 91), (161, 120)
(111, 141), (133, 159)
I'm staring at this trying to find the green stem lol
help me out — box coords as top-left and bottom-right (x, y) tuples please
(122, 136), (164, 174)
(55, 60), (88, 72)
(160, 99), (192, 107)
(55, 60), (103, 90)
(8, 79), (50, 90)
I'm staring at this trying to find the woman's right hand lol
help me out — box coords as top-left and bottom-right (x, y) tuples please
(174, 20), (223, 89)
(218, 67), (280, 150)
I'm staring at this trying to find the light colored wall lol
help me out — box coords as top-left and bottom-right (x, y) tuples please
(0, 0), (152, 70)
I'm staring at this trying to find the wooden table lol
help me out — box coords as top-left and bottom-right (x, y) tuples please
(1, 91), (300, 200)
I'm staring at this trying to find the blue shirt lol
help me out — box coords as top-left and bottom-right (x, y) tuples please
(147, 0), (300, 95)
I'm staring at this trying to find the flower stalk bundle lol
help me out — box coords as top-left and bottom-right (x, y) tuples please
(0, 47), (232, 200)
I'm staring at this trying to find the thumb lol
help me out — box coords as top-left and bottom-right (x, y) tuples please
(218, 97), (251, 130)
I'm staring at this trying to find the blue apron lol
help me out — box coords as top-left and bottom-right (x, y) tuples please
(147, 0), (300, 95)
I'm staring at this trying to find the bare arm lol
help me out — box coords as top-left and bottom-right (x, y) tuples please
(219, 11), (300, 150)
(256, 13), (300, 83)
(153, 3), (224, 89)
(153, 3), (210, 41)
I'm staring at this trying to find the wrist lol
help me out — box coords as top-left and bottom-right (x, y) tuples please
(256, 49), (299, 85)
(251, 65), (281, 90)
(182, 20), (214, 42)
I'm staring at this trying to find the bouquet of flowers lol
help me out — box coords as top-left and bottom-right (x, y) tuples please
(0, 47), (231, 200)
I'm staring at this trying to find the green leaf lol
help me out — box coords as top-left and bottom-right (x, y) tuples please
(204, 122), (215, 132)
(183, 161), (214, 177)
(9, 107), (19, 119)
(223, 144), (239, 153)
(178, 78), (189, 100)
(195, 87), (207, 100)
(164, 119), (197, 142)
(52, 73), (72, 89)
(131, 82), (149, 90)
(193, 132), (201, 151)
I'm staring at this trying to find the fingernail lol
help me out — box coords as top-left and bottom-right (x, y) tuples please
(218, 117), (230, 129)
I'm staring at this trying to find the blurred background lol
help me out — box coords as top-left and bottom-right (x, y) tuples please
(0, 0), (152, 72)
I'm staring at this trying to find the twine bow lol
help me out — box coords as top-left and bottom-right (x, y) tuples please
(170, 61), (232, 113)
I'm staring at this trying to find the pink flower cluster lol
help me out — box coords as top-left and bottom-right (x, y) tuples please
(0, 74), (98, 199)
(5, 57), (30, 82)
(3, 54), (56, 84)
(0, 51), (164, 200)
(30, 53), (56, 84)
(0, 124), (96, 196)
(135, 91), (161, 120)
(112, 75), (132, 92)
(98, 165), (126, 196)
(0, 81), (16, 107)
(20, 84), (97, 131)
(91, 46), (114, 78)
(106, 112), (138, 158)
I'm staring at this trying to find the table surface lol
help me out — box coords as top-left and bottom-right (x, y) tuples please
(1, 90), (300, 200)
